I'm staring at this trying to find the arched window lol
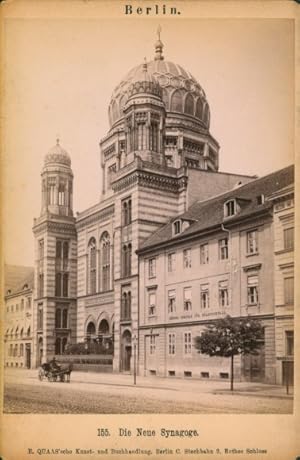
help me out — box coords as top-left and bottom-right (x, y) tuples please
(55, 337), (61, 355)
(137, 123), (147, 150)
(63, 242), (69, 269)
(128, 244), (132, 276)
(86, 321), (96, 342)
(55, 308), (61, 328)
(203, 104), (209, 125)
(49, 184), (55, 205)
(170, 90), (183, 112)
(27, 326), (31, 337)
(122, 198), (132, 226)
(184, 94), (194, 116)
(98, 319), (109, 335)
(195, 98), (204, 119)
(162, 88), (170, 110)
(62, 337), (68, 354)
(20, 328), (24, 339)
(62, 309), (68, 328)
(55, 273), (62, 297)
(119, 95), (127, 115)
(10, 344), (13, 357)
(14, 344), (18, 357)
(88, 238), (97, 294)
(121, 291), (131, 320)
(20, 344), (24, 357)
(100, 232), (110, 292)
(63, 273), (68, 297)
(111, 100), (118, 122)
(122, 243), (132, 277)
(58, 184), (65, 205)
(150, 123), (159, 152)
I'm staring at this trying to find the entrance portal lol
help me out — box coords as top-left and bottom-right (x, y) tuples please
(26, 344), (31, 368)
(38, 337), (43, 365)
(121, 330), (132, 372)
(242, 346), (265, 382)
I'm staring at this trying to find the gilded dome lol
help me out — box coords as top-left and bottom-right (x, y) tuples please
(44, 140), (71, 167)
(108, 58), (210, 129)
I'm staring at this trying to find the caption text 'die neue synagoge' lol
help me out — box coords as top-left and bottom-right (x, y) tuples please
(4, 34), (294, 385)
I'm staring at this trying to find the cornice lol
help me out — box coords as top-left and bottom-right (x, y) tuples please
(112, 169), (187, 193)
(76, 204), (115, 230)
(33, 220), (77, 236)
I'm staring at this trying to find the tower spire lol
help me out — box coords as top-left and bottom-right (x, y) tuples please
(154, 25), (164, 61)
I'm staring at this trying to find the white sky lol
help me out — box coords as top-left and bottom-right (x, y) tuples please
(2, 18), (294, 266)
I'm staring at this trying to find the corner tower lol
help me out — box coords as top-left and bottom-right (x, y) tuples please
(32, 141), (77, 366)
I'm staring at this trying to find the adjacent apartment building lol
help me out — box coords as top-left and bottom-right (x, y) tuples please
(137, 166), (294, 383)
(4, 265), (34, 368)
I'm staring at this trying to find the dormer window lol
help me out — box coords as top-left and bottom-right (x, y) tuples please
(173, 220), (181, 235)
(224, 199), (237, 218)
(257, 194), (265, 205)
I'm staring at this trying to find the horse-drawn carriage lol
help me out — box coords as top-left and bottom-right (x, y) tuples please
(38, 361), (72, 382)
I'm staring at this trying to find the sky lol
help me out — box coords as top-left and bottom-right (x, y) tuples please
(2, 18), (294, 266)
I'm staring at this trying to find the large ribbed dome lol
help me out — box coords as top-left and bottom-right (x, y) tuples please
(108, 58), (210, 129)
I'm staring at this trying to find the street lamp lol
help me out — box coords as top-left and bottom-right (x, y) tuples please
(133, 334), (137, 385)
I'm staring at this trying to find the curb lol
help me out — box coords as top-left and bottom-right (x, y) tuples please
(212, 390), (294, 400)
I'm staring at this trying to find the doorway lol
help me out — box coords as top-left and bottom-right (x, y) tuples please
(25, 344), (31, 368)
(242, 347), (265, 382)
(121, 330), (132, 372)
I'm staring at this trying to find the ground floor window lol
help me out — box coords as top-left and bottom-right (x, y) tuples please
(55, 336), (68, 355)
(168, 333), (176, 355)
(150, 335), (156, 355)
(286, 331), (294, 356)
(184, 332), (192, 355)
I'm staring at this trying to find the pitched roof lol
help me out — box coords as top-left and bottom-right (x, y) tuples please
(139, 165), (294, 253)
(4, 265), (34, 296)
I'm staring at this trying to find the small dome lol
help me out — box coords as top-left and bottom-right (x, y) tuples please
(44, 140), (71, 166)
(126, 61), (162, 100)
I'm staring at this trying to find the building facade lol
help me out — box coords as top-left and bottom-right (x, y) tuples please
(4, 265), (34, 369)
(269, 185), (294, 385)
(30, 34), (294, 383)
(137, 167), (294, 383)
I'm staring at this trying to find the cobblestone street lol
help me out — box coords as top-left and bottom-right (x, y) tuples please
(3, 369), (293, 414)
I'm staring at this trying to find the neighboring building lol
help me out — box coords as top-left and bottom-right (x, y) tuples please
(268, 185), (294, 385)
(33, 36), (253, 371)
(4, 265), (34, 368)
(137, 166), (294, 383)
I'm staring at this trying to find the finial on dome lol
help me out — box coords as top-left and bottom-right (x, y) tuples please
(143, 57), (148, 72)
(56, 134), (60, 146)
(154, 25), (164, 61)
(157, 24), (161, 41)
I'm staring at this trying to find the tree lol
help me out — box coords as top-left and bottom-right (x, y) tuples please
(194, 315), (264, 391)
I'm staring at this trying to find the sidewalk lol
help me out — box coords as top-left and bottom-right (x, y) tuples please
(5, 368), (294, 400)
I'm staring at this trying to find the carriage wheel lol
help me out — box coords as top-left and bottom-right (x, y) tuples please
(48, 373), (53, 382)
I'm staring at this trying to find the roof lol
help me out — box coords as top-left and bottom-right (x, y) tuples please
(139, 165), (294, 253)
(4, 265), (34, 297)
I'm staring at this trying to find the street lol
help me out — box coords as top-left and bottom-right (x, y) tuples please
(3, 369), (293, 414)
